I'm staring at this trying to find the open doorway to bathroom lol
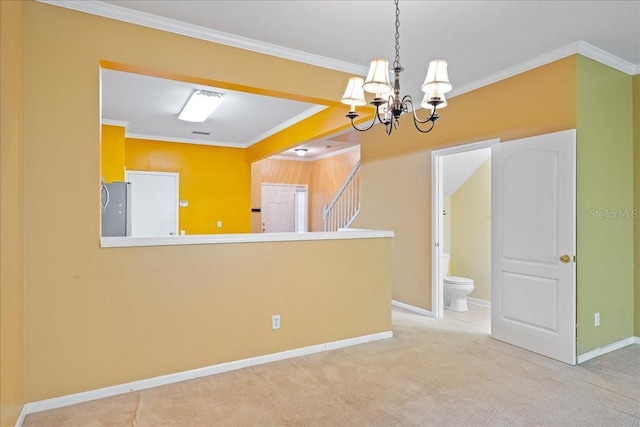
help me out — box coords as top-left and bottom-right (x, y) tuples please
(431, 139), (498, 332)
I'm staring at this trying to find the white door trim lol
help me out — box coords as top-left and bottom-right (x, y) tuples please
(431, 139), (500, 319)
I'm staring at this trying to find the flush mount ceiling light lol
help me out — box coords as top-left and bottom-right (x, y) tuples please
(178, 90), (224, 122)
(340, 0), (452, 135)
(295, 148), (308, 157)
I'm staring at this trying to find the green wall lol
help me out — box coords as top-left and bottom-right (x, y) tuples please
(576, 57), (635, 354)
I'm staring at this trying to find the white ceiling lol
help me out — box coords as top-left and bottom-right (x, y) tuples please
(101, 69), (325, 147)
(443, 148), (491, 196)
(65, 0), (640, 158)
(101, 69), (360, 159)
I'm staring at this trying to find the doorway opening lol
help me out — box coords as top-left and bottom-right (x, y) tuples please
(431, 139), (498, 322)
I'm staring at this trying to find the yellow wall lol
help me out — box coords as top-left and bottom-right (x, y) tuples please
(101, 124), (125, 182)
(21, 1), (390, 403)
(634, 73), (640, 336)
(0, 2), (25, 426)
(355, 150), (433, 306)
(27, 238), (391, 402)
(355, 57), (577, 310)
(450, 158), (491, 302)
(126, 137), (251, 234)
(360, 58), (577, 163)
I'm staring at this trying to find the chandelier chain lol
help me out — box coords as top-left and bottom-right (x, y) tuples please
(394, 0), (401, 70)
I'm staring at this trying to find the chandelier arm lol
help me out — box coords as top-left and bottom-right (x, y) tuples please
(412, 116), (437, 133)
(401, 94), (439, 125)
(347, 109), (380, 132)
(396, 95), (437, 133)
(375, 104), (389, 125)
(385, 121), (394, 136)
(412, 108), (438, 125)
(349, 117), (378, 132)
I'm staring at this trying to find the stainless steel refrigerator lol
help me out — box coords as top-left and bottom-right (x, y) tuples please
(101, 181), (132, 237)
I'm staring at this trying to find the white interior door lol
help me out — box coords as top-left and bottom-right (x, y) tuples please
(491, 129), (576, 365)
(261, 184), (296, 233)
(126, 171), (179, 237)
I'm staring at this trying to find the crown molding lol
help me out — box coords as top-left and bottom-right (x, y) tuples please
(101, 119), (242, 148)
(575, 40), (638, 75)
(246, 105), (328, 146)
(101, 119), (129, 128)
(41, 1), (640, 99)
(450, 43), (579, 97)
(311, 144), (360, 161)
(104, 106), (327, 149)
(450, 41), (639, 98)
(37, 0), (368, 76)
(271, 144), (359, 162)
(124, 132), (243, 149)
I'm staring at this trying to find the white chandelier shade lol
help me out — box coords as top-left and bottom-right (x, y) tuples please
(340, 77), (367, 111)
(421, 59), (452, 95)
(362, 58), (393, 95)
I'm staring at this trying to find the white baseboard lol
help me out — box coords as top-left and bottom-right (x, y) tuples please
(392, 300), (433, 317)
(576, 336), (637, 364)
(467, 297), (491, 308)
(18, 331), (393, 423)
(15, 407), (27, 427)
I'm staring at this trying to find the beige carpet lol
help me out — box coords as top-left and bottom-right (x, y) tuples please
(24, 307), (640, 426)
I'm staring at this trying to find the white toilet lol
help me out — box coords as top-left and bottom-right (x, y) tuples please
(441, 253), (474, 312)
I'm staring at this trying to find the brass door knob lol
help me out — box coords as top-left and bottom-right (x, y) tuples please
(559, 254), (571, 263)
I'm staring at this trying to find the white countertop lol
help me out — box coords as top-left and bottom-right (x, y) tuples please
(101, 229), (394, 248)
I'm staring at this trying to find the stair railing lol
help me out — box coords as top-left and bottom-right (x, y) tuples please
(323, 161), (361, 231)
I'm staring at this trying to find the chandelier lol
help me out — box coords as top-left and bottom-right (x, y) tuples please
(340, 0), (452, 135)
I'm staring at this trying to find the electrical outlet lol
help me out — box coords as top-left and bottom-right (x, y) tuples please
(217, 220), (222, 228)
(594, 312), (600, 327)
(272, 314), (280, 330)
